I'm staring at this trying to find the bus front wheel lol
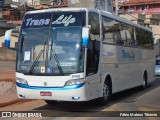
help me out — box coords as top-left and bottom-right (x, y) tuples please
(98, 80), (112, 105)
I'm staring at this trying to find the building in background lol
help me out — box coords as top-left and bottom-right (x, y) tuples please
(27, 0), (113, 12)
(3, 0), (114, 12)
(113, 0), (160, 25)
(68, 0), (113, 12)
(115, 0), (160, 15)
(113, 0), (160, 56)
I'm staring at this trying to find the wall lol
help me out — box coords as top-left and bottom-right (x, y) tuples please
(0, 47), (16, 61)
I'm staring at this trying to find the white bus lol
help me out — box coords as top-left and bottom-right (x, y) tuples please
(5, 8), (155, 104)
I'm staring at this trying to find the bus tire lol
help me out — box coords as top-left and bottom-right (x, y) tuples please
(141, 72), (148, 89)
(97, 79), (112, 105)
(45, 100), (57, 105)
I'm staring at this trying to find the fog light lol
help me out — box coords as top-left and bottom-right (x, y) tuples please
(72, 97), (80, 100)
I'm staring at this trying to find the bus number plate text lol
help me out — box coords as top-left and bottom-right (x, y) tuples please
(40, 91), (52, 96)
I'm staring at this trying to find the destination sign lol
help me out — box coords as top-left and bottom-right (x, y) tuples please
(51, 12), (86, 27)
(21, 11), (86, 28)
(21, 12), (52, 29)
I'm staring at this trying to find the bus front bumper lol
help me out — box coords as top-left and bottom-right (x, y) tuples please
(16, 82), (89, 101)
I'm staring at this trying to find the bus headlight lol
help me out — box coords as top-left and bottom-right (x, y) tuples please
(16, 77), (28, 85)
(65, 79), (85, 86)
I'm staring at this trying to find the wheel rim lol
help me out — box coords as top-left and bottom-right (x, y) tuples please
(103, 83), (110, 100)
(143, 78), (146, 88)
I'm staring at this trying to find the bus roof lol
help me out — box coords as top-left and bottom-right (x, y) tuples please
(26, 8), (151, 32)
(26, 7), (88, 14)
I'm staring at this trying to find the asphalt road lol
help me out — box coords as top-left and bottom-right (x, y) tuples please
(0, 77), (160, 120)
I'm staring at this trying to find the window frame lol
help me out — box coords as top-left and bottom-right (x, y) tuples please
(101, 15), (154, 50)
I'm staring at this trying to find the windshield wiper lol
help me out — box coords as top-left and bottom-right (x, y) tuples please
(50, 48), (64, 76)
(28, 40), (47, 75)
(28, 49), (44, 75)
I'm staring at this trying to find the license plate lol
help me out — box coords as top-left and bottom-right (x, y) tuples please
(40, 91), (52, 96)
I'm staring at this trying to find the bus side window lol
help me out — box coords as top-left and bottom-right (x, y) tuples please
(87, 12), (100, 75)
(102, 16), (116, 44)
(136, 28), (153, 49)
(101, 16), (137, 47)
(119, 24), (136, 47)
(89, 12), (100, 35)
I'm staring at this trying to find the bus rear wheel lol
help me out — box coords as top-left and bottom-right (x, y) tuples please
(141, 73), (148, 89)
(98, 81), (112, 105)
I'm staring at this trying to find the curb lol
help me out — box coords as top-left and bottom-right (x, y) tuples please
(0, 99), (22, 108)
(0, 99), (35, 108)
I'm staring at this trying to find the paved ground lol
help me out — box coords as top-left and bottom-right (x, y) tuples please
(0, 60), (16, 82)
(0, 61), (18, 108)
(0, 71), (15, 82)
(0, 94), (20, 108)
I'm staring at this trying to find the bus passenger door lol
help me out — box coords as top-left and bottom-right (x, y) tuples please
(87, 40), (100, 84)
(85, 11), (101, 98)
(87, 11), (101, 83)
(85, 40), (101, 98)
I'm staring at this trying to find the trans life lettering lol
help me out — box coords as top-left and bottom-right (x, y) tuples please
(52, 15), (76, 26)
(122, 50), (135, 59)
(25, 18), (50, 26)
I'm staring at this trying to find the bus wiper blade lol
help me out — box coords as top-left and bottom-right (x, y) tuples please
(29, 50), (44, 75)
(50, 49), (64, 76)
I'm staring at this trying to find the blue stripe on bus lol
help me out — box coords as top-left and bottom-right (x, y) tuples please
(16, 82), (84, 90)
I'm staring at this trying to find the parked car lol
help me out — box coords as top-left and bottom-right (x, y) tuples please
(155, 59), (160, 75)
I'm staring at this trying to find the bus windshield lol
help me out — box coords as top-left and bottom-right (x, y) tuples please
(48, 26), (84, 75)
(16, 11), (85, 75)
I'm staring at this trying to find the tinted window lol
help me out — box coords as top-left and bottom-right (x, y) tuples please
(102, 16), (136, 47)
(89, 12), (100, 36)
(120, 24), (135, 47)
(102, 16), (116, 44)
(135, 28), (153, 49)
(87, 12), (100, 75)
(101, 16), (153, 49)
(156, 60), (160, 65)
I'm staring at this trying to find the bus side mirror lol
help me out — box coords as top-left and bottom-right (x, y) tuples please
(82, 27), (89, 48)
(4, 29), (13, 48)
(4, 29), (18, 51)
